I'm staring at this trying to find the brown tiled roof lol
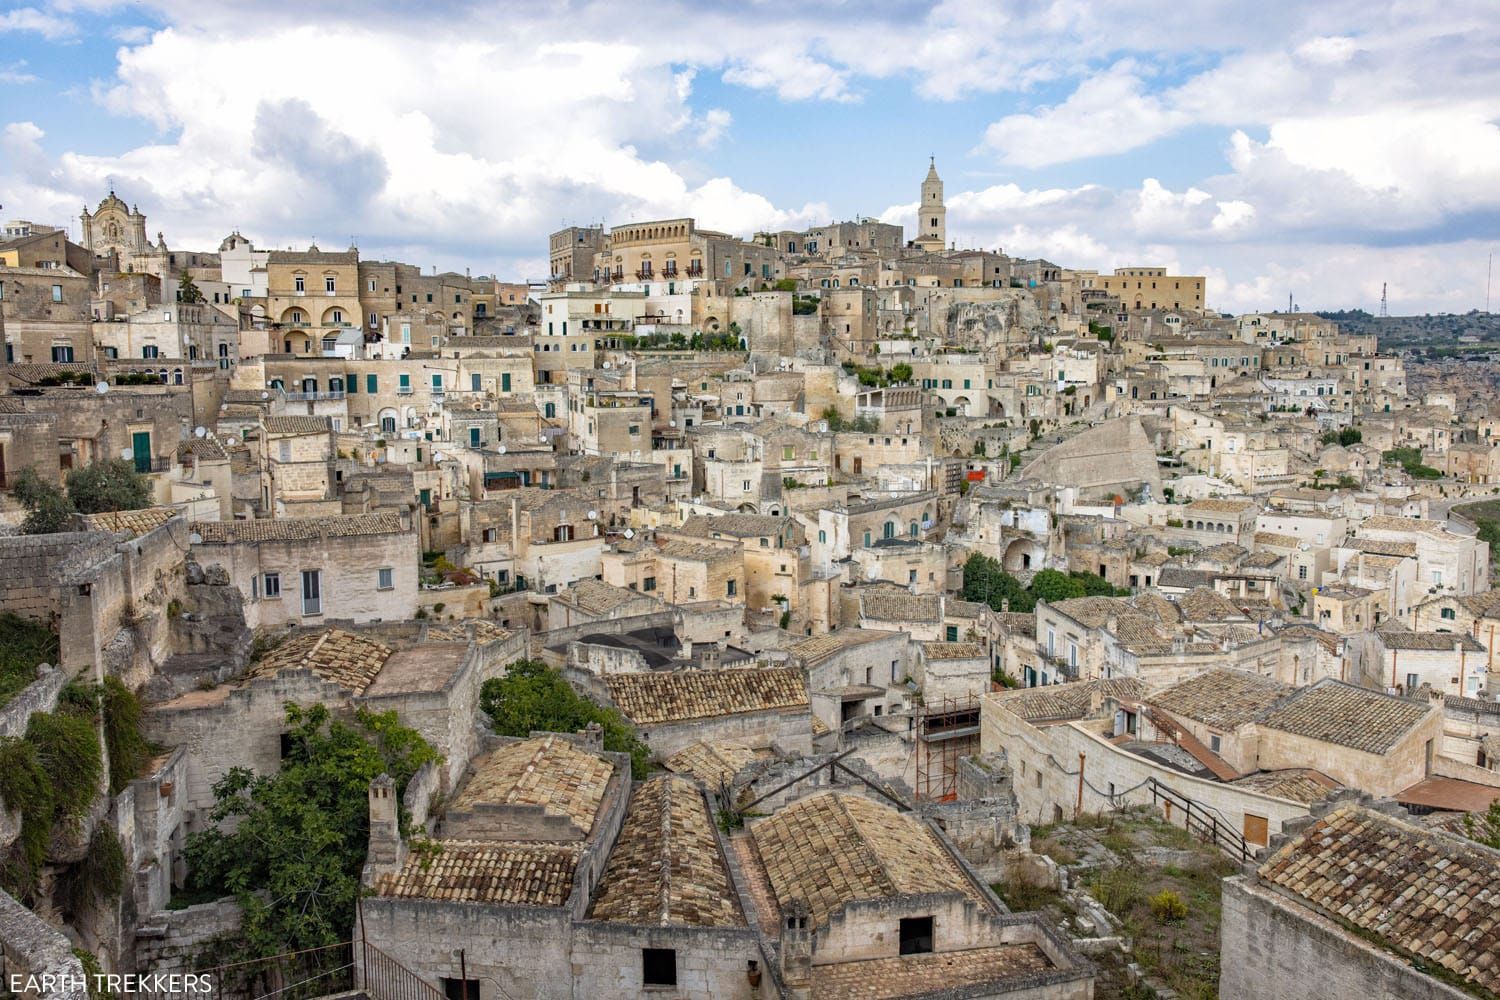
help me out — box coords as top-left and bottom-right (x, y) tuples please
(556, 578), (659, 615)
(374, 841), (580, 906)
(1257, 805), (1500, 994)
(192, 512), (403, 543)
(946, 599), (988, 618)
(1258, 680), (1431, 754)
(587, 775), (743, 927)
(792, 628), (897, 667)
(1148, 669), (1292, 731)
(263, 415), (331, 435)
(1177, 587), (1247, 622)
(1045, 596), (1133, 628)
(424, 619), (511, 644)
(679, 513), (788, 538)
(1254, 530), (1301, 549)
(1453, 589), (1500, 618)
(1360, 514), (1447, 535)
(992, 678), (1147, 724)
(860, 587), (941, 623)
(1354, 537), (1417, 558)
(752, 792), (984, 928)
(451, 735), (615, 836)
(1229, 768), (1341, 804)
(178, 436), (228, 461)
(1376, 629), (1485, 652)
(245, 628), (392, 693)
(81, 506), (177, 538)
(921, 641), (985, 660)
(605, 667), (808, 725)
(811, 945), (1054, 1000)
(1185, 497), (1257, 514)
(664, 741), (762, 787)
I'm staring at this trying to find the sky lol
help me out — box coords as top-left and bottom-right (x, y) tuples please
(2, 0), (1498, 315)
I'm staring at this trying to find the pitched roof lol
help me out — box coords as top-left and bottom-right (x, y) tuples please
(792, 628), (897, 667)
(1228, 768), (1341, 804)
(860, 587), (941, 623)
(1177, 587), (1249, 623)
(1185, 497), (1257, 514)
(1376, 629), (1485, 653)
(555, 578), (660, 615)
(374, 841), (580, 906)
(605, 667), (808, 725)
(451, 735), (616, 836)
(665, 741), (762, 787)
(920, 641), (986, 660)
(1148, 669), (1293, 731)
(192, 512), (404, 543)
(80, 506), (177, 538)
(811, 945), (1054, 1000)
(587, 775), (743, 927)
(678, 513), (789, 538)
(1257, 680), (1432, 754)
(750, 792), (984, 927)
(245, 628), (392, 693)
(1257, 805), (1500, 995)
(1360, 514), (1448, 535)
(263, 415), (331, 435)
(990, 678), (1147, 724)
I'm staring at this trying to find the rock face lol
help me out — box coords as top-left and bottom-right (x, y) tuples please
(1016, 416), (1163, 501)
(146, 561), (252, 701)
(945, 296), (1042, 353)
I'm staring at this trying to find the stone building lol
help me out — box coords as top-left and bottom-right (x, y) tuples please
(189, 511), (418, 628)
(1221, 804), (1499, 1000)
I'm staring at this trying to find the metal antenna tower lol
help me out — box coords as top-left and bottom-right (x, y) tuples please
(1379, 282), (1388, 318)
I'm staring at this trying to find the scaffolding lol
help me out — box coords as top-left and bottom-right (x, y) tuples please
(914, 694), (981, 802)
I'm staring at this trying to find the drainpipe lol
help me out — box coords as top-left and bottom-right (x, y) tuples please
(1391, 649), (1398, 691)
(1075, 752), (1086, 818)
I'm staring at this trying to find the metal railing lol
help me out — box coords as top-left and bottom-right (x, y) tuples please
(1147, 777), (1255, 863)
(362, 941), (448, 1000)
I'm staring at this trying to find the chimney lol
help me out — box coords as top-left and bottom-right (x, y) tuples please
(1001, 599), (1010, 613)
(367, 773), (404, 868)
(580, 721), (604, 750)
(779, 899), (812, 997)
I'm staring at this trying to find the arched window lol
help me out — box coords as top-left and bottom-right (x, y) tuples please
(818, 530), (827, 544)
(544, 402), (556, 419)
(883, 520), (896, 539)
(909, 521), (918, 537)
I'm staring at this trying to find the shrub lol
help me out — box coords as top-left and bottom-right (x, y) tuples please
(1088, 866), (1144, 917)
(1149, 888), (1188, 922)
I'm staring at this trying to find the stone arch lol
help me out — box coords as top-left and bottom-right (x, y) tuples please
(1003, 538), (1045, 574)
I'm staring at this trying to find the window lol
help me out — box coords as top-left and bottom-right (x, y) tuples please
(295, 276), (305, 293)
(1209, 734), (1222, 753)
(899, 916), (934, 955)
(398, 373), (411, 393)
(325, 276), (336, 293)
(643, 576), (656, 592)
(142, 345), (159, 359)
(51, 345), (74, 362)
(367, 373), (378, 393)
(727, 579), (737, 597)
(263, 572), (281, 598)
(440, 978), (478, 1000)
(469, 427), (481, 447)
(51, 284), (63, 302)
(1441, 608), (1457, 621)
(301, 570), (321, 616)
(1297, 565), (1307, 581)
(642, 948), (677, 988)
(501, 373), (511, 392)
(377, 568), (394, 590)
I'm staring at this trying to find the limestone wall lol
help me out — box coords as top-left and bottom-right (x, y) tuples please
(1220, 875), (1469, 1000)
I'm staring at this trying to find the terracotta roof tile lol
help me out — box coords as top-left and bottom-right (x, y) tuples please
(751, 792), (984, 928)
(246, 627), (392, 693)
(664, 741), (762, 787)
(451, 735), (616, 837)
(1148, 668), (1293, 731)
(1257, 805), (1500, 995)
(992, 678), (1148, 724)
(587, 775), (743, 927)
(811, 945), (1054, 999)
(192, 512), (403, 543)
(605, 667), (808, 725)
(374, 841), (579, 906)
(81, 506), (177, 538)
(1258, 680), (1431, 754)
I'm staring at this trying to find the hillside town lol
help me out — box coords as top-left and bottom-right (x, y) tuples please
(1, 164), (1498, 1000)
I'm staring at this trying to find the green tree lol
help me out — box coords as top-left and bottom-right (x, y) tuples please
(889, 362), (913, 384)
(65, 459), (152, 514)
(1029, 568), (1086, 603)
(1464, 799), (1500, 849)
(1069, 570), (1120, 597)
(480, 659), (650, 778)
(177, 273), (205, 304)
(182, 705), (438, 959)
(960, 554), (1034, 613)
(12, 467), (76, 534)
(1338, 427), (1362, 447)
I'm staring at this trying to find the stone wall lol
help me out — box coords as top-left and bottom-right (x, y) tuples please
(133, 897), (242, 975)
(0, 887), (89, 1000)
(0, 531), (116, 624)
(0, 664), (66, 738)
(1220, 875), (1470, 1000)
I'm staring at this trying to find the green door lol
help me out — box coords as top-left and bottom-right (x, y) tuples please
(131, 431), (152, 474)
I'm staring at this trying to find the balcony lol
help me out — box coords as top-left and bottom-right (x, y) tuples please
(282, 390), (346, 402)
(686, 265), (704, 277)
(396, 386), (414, 395)
(635, 269), (654, 280)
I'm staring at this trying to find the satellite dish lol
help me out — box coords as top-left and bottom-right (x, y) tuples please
(498, 445), (506, 454)
(188, 532), (202, 544)
(120, 447), (133, 460)
(95, 381), (109, 394)
(227, 437), (238, 446)
(194, 426), (206, 438)
(602, 361), (612, 369)
(260, 390), (269, 399)
(587, 510), (598, 520)
(433, 451), (444, 461)
(624, 528), (635, 538)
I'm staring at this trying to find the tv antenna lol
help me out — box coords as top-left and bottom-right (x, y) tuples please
(1379, 282), (1388, 318)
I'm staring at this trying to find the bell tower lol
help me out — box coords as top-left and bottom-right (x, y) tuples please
(916, 157), (946, 251)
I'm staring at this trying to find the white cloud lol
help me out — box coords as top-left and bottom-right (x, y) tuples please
(0, 60), (39, 83)
(0, 6), (74, 39)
